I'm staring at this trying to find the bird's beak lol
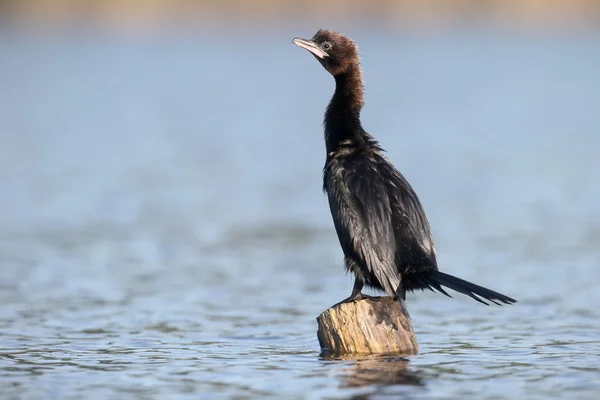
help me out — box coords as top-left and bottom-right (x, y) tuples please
(292, 37), (328, 60)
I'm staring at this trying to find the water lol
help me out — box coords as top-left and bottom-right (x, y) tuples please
(1, 28), (600, 399)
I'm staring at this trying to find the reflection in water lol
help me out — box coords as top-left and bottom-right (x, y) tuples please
(323, 354), (424, 389)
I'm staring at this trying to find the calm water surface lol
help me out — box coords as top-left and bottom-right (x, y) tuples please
(1, 28), (600, 399)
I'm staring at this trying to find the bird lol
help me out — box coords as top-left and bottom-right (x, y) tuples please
(292, 29), (516, 306)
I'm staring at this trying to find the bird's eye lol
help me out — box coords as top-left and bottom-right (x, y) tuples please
(322, 41), (332, 51)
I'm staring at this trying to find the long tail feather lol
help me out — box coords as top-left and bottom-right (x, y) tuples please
(421, 271), (517, 306)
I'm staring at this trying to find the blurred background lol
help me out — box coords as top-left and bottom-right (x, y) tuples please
(1, 1), (600, 399)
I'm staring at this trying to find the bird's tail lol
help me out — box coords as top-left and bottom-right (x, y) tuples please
(412, 271), (517, 306)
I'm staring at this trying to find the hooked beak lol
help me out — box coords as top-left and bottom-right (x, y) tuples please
(292, 37), (328, 60)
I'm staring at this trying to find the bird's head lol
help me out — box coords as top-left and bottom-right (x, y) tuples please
(292, 29), (360, 76)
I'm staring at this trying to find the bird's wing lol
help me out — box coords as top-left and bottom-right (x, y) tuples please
(377, 157), (437, 270)
(325, 157), (400, 296)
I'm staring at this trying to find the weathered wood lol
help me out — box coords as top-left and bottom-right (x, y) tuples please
(316, 297), (418, 355)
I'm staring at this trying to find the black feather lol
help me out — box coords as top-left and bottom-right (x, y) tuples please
(428, 271), (516, 306)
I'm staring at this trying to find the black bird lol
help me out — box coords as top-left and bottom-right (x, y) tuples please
(292, 29), (516, 306)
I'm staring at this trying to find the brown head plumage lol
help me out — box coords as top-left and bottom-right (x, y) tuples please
(292, 29), (362, 77)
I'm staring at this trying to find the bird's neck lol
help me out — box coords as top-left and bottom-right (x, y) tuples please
(324, 64), (375, 154)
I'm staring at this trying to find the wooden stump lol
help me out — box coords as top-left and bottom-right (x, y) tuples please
(316, 297), (418, 355)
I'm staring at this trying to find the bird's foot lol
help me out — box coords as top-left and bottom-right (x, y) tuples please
(393, 283), (406, 302)
(392, 295), (405, 303)
(332, 293), (382, 308)
(354, 293), (382, 302)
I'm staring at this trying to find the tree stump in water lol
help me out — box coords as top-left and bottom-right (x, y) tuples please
(316, 297), (418, 355)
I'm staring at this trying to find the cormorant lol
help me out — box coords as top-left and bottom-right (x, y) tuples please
(292, 29), (516, 306)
